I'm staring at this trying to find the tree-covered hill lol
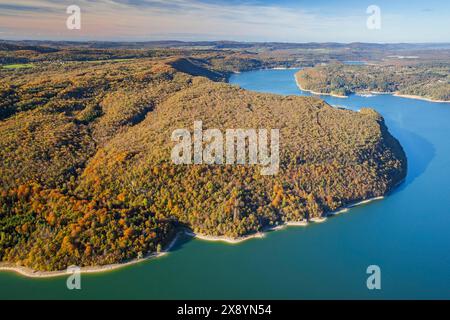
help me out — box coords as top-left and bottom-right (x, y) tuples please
(296, 63), (450, 101)
(0, 54), (406, 271)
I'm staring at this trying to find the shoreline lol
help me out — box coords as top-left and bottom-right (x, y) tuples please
(0, 231), (181, 279)
(271, 67), (299, 70)
(186, 219), (310, 244)
(190, 196), (386, 245)
(358, 90), (449, 103)
(0, 195), (385, 278)
(185, 230), (266, 244)
(392, 93), (450, 103)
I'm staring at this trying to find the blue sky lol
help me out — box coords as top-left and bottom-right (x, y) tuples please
(0, 0), (449, 42)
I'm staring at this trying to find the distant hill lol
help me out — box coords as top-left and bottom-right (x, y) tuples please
(2, 39), (450, 50)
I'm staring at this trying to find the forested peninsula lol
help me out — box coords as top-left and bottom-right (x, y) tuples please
(0, 44), (406, 273)
(296, 63), (450, 102)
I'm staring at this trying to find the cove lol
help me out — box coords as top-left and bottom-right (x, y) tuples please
(1, 69), (449, 300)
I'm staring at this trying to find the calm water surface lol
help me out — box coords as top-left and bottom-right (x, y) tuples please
(1, 69), (449, 299)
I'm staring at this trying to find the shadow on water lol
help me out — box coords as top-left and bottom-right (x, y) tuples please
(387, 124), (436, 191)
(167, 231), (194, 253)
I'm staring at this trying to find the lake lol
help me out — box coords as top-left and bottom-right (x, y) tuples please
(1, 69), (449, 299)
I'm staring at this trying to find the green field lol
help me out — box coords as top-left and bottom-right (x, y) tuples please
(1, 63), (35, 69)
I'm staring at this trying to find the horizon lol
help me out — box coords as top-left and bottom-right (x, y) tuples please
(1, 0), (449, 43)
(2, 39), (450, 45)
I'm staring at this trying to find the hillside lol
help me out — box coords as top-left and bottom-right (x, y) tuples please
(0, 55), (406, 271)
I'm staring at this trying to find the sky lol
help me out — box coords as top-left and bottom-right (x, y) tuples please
(0, 0), (449, 43)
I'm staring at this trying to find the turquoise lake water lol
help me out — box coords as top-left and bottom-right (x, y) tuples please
(1, 69), (449, 299)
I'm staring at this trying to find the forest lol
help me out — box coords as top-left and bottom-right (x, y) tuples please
(296, 63), (450, 101)
(0, 44), (407, 271)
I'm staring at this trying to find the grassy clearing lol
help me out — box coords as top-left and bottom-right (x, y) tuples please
(2, 63), (35, 69)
